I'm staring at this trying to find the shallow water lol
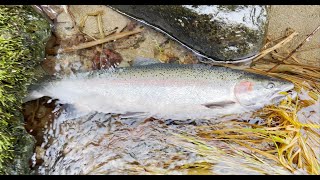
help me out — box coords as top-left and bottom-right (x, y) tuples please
(23, 99), (296, 175)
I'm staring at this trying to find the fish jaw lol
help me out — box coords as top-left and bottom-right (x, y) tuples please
(234, 79), (295, 110)
(268, 82), (296, 104)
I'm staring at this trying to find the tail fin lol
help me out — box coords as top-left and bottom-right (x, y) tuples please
(24, 68), (58, 102)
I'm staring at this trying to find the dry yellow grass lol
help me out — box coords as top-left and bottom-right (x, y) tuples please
(173, 29), (320, 174)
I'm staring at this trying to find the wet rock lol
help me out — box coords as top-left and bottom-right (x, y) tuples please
(109, 5), (269, 62)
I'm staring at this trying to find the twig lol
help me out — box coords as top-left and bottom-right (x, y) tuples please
(267, 25), (320, 72)
(79, 14), (89, 32)
(285, 25), (320, 61)
(252, 31), (299, 63)
(92, 29), (117, 39)
(270, 50), (300, 64)
(79, 11), (105, 41)
(97, 13), (105, 39)
(263, 34), (293, 49)
(57, 28), (143, 53)
(87, 11), (104, 16)
(285, 50), (301, 64)
(104, 29), (117, 36)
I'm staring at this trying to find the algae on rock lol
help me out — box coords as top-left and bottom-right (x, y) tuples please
(0, 5), (50, 174)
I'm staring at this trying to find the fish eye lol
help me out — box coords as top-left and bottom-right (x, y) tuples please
(267, 82), (275, 89)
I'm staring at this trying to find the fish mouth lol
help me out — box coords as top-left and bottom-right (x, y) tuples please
(268, 83), (296, 104)
(235, 82), (296, 108)
(270, 89), (297, 103)
(282, 82), (295, 92)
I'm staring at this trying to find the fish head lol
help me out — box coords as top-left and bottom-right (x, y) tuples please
(234, 74), (295, 108)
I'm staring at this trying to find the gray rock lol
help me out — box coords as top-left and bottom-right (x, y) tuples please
(109, 5), (269, 63)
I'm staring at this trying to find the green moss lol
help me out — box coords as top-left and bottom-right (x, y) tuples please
(0, 5), (50, 174)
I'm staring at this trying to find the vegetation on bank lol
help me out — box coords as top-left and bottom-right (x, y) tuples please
(0, 5), (50, 174)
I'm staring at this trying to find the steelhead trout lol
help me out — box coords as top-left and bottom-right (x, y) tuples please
(25, 63), (294, 120)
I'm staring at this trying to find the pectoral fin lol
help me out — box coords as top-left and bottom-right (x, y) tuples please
(202, 101), (236, 109)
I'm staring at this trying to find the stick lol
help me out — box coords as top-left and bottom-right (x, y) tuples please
(252, 32), (299, 63)
(267, 25), (320, 72)
(97, 13), (105, 39)
(57, 29), (143, 53)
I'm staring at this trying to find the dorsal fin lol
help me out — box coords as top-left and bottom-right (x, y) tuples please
(131, 57), (162, 66)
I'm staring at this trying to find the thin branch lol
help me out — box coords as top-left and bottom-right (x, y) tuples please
(252, 32), (299, 63)
(56, 28), (143, 53)
(267, 25), (320, 72)
(285, 25), (320, 61)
